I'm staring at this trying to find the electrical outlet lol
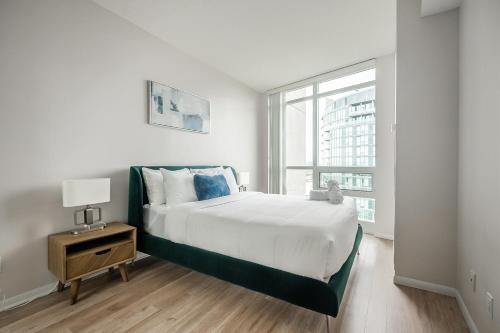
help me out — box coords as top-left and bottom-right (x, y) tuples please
(487, 292), (494, 320)
(469, 270), (477, 292)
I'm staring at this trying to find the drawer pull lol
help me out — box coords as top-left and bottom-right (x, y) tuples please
(95, 248), (111, 256)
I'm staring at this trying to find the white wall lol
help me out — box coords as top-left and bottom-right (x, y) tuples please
(359, 54), (396, 239)
(370, 54), (396, 239)
(0, 0), (265, 299)
(457, 0), (500, 331)
(396, 1), (500, 330)
(395, 0), (459, 286)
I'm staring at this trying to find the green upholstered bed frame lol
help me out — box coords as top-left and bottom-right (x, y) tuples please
(128, 166), (363, 317)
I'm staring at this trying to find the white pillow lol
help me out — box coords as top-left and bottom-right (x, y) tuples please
(142, 168), (165, 205)
(160, 168), (197, 205)
(222, 168), (239, 194)
(142, 168), (189, 205)
(189, 167), (224, 175)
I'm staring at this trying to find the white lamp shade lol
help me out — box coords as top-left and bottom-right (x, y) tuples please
(238, 172), (250, 186)
(62, 178), (110, 207)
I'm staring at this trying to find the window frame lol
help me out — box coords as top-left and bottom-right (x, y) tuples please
(277, 60), (377, 222)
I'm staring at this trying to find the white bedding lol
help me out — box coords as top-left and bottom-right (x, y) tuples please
(143, 192), (358, 282)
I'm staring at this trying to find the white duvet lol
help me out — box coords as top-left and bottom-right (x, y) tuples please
(144, 192), (358, 282)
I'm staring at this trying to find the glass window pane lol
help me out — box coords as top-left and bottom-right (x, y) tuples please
(318, 86), (375, 167)
(353, 197), (375, 222)
(285, 85), (313, 101)
(320, 173), (373, 191)
(286, 169), (312, 196)
(285, 100), (313, 166)
(318, 69), (375, 94)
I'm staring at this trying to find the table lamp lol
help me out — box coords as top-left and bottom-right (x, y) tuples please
(238, 171), (250, 192)
(62, 178), (110, 235)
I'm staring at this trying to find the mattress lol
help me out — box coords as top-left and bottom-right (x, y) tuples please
(143, 192), (358, 282)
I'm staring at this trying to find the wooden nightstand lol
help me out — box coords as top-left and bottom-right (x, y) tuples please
(48, 222), (136, 304)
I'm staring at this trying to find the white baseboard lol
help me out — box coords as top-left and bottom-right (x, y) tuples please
(394, 275), (478, 333)
(1, 252), (149, 312)
(373, 232), (394, 241)
(2, 282), (58, 311)
(454, 289), (479, 333)
(393, 275), (456, 296)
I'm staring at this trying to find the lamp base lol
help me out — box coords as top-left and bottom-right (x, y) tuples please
(70, 222), (107, 235)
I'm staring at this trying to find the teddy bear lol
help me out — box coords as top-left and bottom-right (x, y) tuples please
(327, 180), (344, 204)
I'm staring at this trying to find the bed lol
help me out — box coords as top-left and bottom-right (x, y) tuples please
(128, 165), (363, 317)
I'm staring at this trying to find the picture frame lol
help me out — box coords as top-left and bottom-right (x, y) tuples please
(148, 80), (210, 134)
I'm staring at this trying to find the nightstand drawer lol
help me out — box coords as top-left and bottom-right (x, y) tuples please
(66, 239), (134, 280)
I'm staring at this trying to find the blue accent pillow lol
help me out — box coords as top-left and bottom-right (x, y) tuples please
(193, 174), (230, 201)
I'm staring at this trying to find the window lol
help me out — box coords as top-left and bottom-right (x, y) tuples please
(319, 173), (373, 191)
(285, 86), (313, 101)
(280, 63), (377, 223)
(354, 197), (376, 222)
(286, 169), (313, 196)
(318, 69), (375, 94)
(285, 99), (313, 166)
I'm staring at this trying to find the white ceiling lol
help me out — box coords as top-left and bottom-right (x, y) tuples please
(93, 0), (396, 92)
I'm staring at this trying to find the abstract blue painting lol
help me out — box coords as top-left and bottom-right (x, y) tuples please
(148, 81), (210, 133)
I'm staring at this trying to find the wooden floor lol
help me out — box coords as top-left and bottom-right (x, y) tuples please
(0, 235), (468, 333)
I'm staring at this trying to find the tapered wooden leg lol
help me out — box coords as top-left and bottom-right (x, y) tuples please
(118, 263), (129, 282)
(70, 279), (81, 305)
(325, 315), (330, 333)
(57, 281), (64, 292)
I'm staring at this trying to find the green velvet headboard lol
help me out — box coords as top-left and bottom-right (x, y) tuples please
(128, 166), (237, 231)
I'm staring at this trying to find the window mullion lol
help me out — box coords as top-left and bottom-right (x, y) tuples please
(281, 92), (286, 194)
(312, 83), (318, 190)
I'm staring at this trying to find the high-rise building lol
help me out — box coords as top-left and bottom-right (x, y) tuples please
(319, 87), (376, 222)
(319, 87), (376, 168)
